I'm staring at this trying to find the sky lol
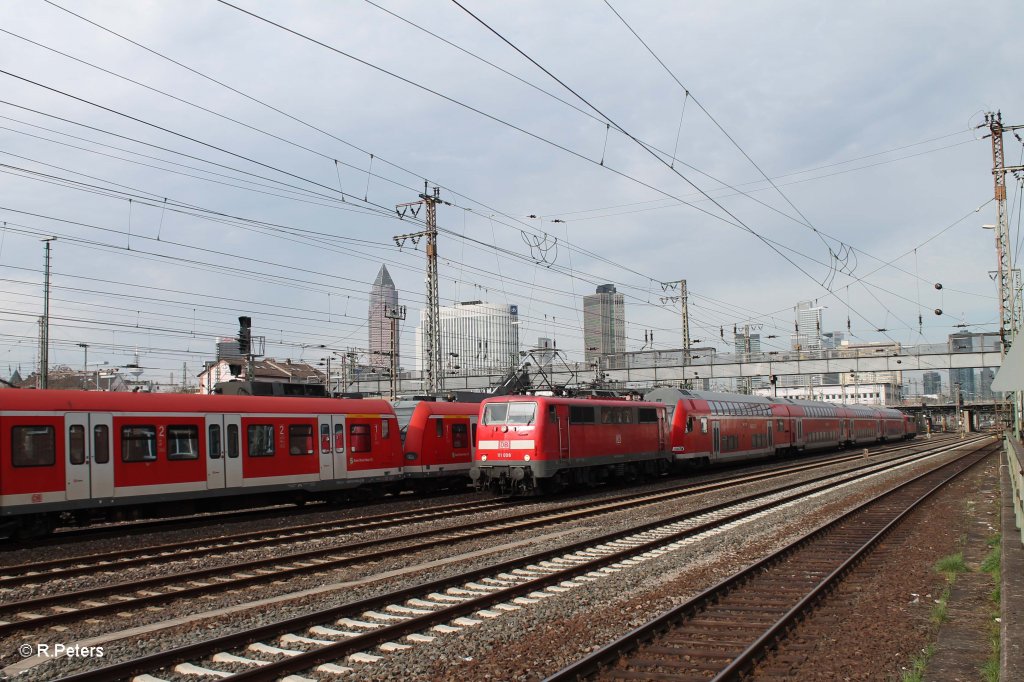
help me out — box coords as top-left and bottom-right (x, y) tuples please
(0, 0), (1021, 388)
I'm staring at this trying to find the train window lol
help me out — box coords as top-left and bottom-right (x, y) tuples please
(320, 424), (331, 454)
(506, 402), (537, 425)
(209, 425), (222, 459)
(601, 407), (616, 424)
(685, 416), (694, 433)
(288, 424), (314, 455)
(436, 419), (444, 438)
(121, 425), (157, 462)
(350, 424), (371, 453)
(777, 419), (784, 432)
(570, 406), (595, 424)
(452, 423), (468, 449)
(247, 424), (275, 457)
(638, 408), (658, 423)
(94, 425), (110, 464)
(227, 424), (239, 458)
(548, 406), (557, 421)
(382, 420), (391, 439)
(12, 425), (56, 467)
(167, 425), (199, 460)
(483, 403), (508, 425)
(700, 418), (708, 434)
(471, 423), (477, 446)
(69, 425), (86, 465)
(334, 423), (345, 452)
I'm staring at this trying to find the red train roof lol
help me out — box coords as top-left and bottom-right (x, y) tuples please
(0, 389), (395, 416)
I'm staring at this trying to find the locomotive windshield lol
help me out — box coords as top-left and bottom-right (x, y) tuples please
(483, 401), (537, 426)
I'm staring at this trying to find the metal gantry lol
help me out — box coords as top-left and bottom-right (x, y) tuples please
(395, 183), (445, 395)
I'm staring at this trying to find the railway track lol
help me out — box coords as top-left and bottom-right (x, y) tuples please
(544, 438), (998, 681)
(19, 436), (984, 681)
(0, 439), (945, 641)
(0, 435), (937, 586)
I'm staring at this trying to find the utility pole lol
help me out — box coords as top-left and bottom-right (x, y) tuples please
(78, 343), (88, 390)
(395, 183), (446, 395)
(985, 112), (1024, 352)
(660, 278), (691, 388)
(385, 304), (407, 399)
(40, 237), (56, 389)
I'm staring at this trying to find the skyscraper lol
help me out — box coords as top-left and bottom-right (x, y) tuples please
(583, 284), (625, 364)
(923, 371), (942, 396)
(368, 265), (399, 369)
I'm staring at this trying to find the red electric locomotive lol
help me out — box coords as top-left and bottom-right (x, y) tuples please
(470, 395), (671, 494)
(0, 390), (403, 538)
(394, 400), (479, 489)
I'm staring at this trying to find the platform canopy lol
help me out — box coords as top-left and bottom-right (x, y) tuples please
(991, 342), (1023, 391)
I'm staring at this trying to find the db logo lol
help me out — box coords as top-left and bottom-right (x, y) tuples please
(31, 493), (42, 503)
(499, 441), (511, 448)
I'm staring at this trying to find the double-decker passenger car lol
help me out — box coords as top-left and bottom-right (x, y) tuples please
(0, 390), (402, 537)
(470, 395), (670, 494)
(645, 388), (916, 468)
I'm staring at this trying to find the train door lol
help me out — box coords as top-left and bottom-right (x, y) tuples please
(64, 414), (90, 501)
(223, 415), (243, 488)
(712, 421), (720, 459)
(65, 413), (115, 501)
(767, 421), (774, 451)
(205, 415), (226, 489)
(317, 416), (336, 481)
(90, 414), (113, 499)
(331, 415), (347, 480)
(558, 405), (570, 463)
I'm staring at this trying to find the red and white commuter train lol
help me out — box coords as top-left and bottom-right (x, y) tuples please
(0, 390), (477, 538)
(471, 389), (917, 494)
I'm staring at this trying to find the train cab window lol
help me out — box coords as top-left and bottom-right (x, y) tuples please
(320, 424), (331, 454)
(167, 425), (200, 460)
(122, 425), (157, 462)
(700, 418), (708, 434)
(685, 416), (694, 433)
(436, 419), (444, 439)
(227, 424), (239, 458)
(638, 408), (658, 423)
(482, 403), (508, 425)
(382, 420), (391, 439)
(452, 423), (469, 449)
(471, 423), (477, 446)
(777, 419), (784, 432)
(506, 402), (537, 425)
(93, 425), (110, 464)
(209, 424), (222, 459)
(288, 424), (314, 455)
(247, 424), (275, 457)
(69, 425), (86, 465)
(548, 405), (557, 422)
(334, 423), (345, 452)
(350, 424), (371, 453)
(12, 425), (56, 467)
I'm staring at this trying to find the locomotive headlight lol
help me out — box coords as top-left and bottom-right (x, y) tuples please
(524, 455), (531, 461)
(481, 454), (488, 461)
(501, 425), (509, 433)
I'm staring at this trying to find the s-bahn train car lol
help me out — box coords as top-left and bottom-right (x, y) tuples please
(470, 395), (671, 495)
(0, 390), (403, 538)
(394, 400), (479, 489)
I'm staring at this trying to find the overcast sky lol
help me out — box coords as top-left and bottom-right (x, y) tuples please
(0, 0), (1020, 386)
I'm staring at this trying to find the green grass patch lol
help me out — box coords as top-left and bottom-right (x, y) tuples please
(900, 643), (934, 682)
(930, 586), (950, 625)
(934, 552), (968, 578)
(982, 533), (1002, 682)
